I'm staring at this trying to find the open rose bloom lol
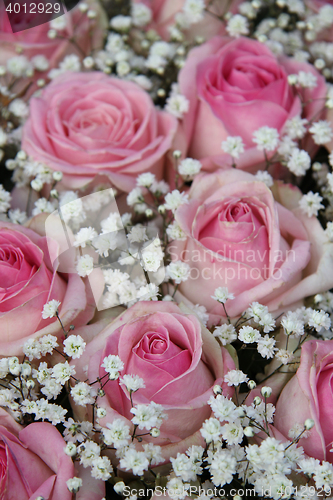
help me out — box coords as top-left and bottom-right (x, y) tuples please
(0, 216), (94, 356)
(178, 36), (326, 173)
(170, 169), (333, 321)
(72, 301), (235, 462)
(274, 340), (333, 463)
(22, 72), (177, 193)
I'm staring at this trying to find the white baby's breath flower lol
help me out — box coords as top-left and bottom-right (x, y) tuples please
(131, 3), (152, 27)
(120, 374), (145, 392)
(221, 136), (245, 158)
(42, 300), (61, 319)
(119, 448), (149, 476)
(76, 254), (94, 277)
(178, 158), (202, 177)
(299, 191), (324, 217)
(137, 172), (156, 188)
(166, 261), (190, 283)
(74, 227), (98, 248)
(224, 370), (248, 386)
(71, 382), (96, 406)
(253, 126), (279, 151)
(255, 170), (273, 187)
(287, 148), (311, 176)
(227, 14), (249, 37)
(63, 335), (86, 359)
(52, 361), (75, 384)
(164, 190), (189, 212)
(239, 326), (261, 343)
(257, 334), (276, 358)
(165, 93), (190, 119)
(101, 355), (124, 379)
(297, 71), (317, 89)
(211, 287), (234, 304)
(213, 324), (237, 345)
(309, 120), (333, 145)
(166, 221), (186, 241)
(0, 185), (11, 212)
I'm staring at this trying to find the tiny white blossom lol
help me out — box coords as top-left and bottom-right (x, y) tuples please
(165, 93), (190, 119)
(200, 418), (222, 443)
(284, 116), (308, 139)
(221, 136), (245, 159)
(119, 448), (149, 476)
(23, 339), (42, 361)
(120, 374), (145, 392)
(287, 148), (311, 176)
(103, 419), (131, 448)
(74, 227), (98, 248)
(253, 126), (279, 151)
(66, 477), (82, 493)
(308, 309), (331, 332)
(275, 349), (294, 365)
(32, 198), (55, 216)
(166, 261), (190, 284)
(52, 361), (75, 384)
(127, 187), (143, 206)
(299, 191), (324, 217)
(164, 190), (189, 212)
(127, 225), (148, 243)
(76, 254), (94, 277)
(309, 120), (333, 145)
(91, 456), (113, 481)
(131, 3), (152, 27)
(238, 326), (261, 344)
(297, 71), (317, 89)
(101, 355), (124, 379)
(224, 370), (248, 386)
(281, 311), (304, 337)
(178, 158), (202, 177)
(79, 440), (101, 467)
(0, 185), (11, 213)
(166, 221), (186, 241)
(257, 334), (276, 358)
(63, 335), (86, 359)
(227, 14), (249, 37)
(137, 172), (156, 188)
(183, 0), (205, 23)
(209, 450), (237, 486)
(71, 382), (96, 406)
(255, 170), (274, 187)
(221, 421), (244, 445)
(143, 443), (164, 465)
(213, 324), (237, 345)
(212, 287), (235, 304)
(42, 300), (61, 319)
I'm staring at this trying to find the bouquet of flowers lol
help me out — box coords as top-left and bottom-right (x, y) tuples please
(1, 0), (333, 499)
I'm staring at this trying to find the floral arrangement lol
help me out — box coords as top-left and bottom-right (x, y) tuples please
(2, 0), (333, 499)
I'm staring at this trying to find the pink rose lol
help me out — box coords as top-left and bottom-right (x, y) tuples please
(22, 72), (177, 193)
(274, 339), (333, 463)
(170, 169), (333, 321)
(0, 409), (104, 499)
(0, 216), (95, 356)
(178, 36), (326, 173)
(0, 1), (107, 83)
(72, 301), (235, 462)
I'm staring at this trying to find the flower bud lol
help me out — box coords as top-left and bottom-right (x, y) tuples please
(173, 150), (181, 159)
(150, 427), (160, 437)
(158, 205), (166, 214)
(213, 384), (223, 395)
(253, 396), (262, 406)
(261, 386), (272, 398)
(96, 407), (107, 418)
(244, 426), (255, 437)
(304, 418), (315, 430)
(53, 171), (63, 182)
(247, 380), (256, 390)
(114, 481), (126, 495)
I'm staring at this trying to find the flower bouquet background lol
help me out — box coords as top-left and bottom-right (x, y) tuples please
(1, 0), (333, 499)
